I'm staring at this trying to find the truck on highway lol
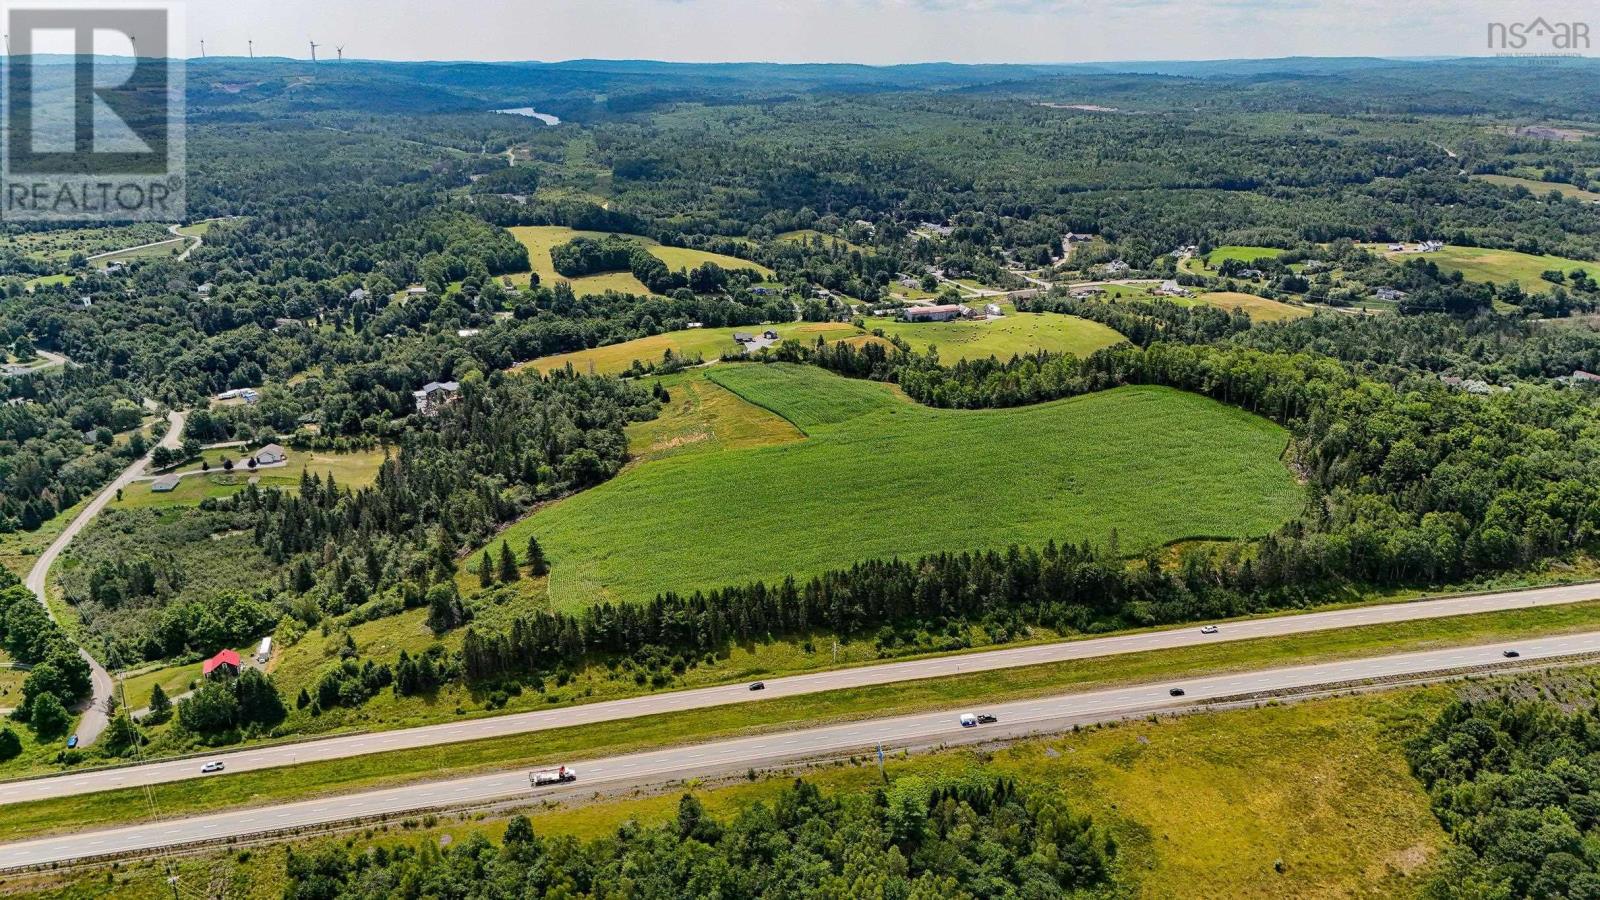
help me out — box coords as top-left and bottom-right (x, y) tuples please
(529, 765), (577, 787)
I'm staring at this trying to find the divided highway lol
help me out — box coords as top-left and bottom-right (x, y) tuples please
(4, 630), (1598, 869)
(2, 580), (1597, 802)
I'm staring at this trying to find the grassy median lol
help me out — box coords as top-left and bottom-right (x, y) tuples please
(4, 598), (1600, 843)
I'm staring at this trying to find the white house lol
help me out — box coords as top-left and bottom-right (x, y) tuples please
(1155, 280), (1191, 297)
(254, 443), (288, 465)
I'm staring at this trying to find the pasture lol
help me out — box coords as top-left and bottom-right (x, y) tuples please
(492, 363), (1302, 610)
(514, 321), (860, 376)
(863, 310), (1125, 361)
(1178, 291), (1310, 322)
(507, 225), (772, 296)
(1370, 243), (1600, 293)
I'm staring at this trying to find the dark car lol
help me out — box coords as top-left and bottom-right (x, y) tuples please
(1503, 650), (1520, 658)
(976, 714), (998, 724)
(749, 681), (765, 691)
(1169, 688), (1186, 697)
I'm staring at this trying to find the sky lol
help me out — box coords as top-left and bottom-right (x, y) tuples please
(178, 0), (1598, 65)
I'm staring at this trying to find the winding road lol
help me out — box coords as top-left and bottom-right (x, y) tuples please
(23, 408), (186, 747)
(2, 628), (1597, 869)
(1, 578), (1596, 796)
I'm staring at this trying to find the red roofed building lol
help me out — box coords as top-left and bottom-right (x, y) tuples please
(203, 649), (241, 679)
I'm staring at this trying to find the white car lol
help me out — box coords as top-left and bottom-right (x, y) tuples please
(1200, 625), (1219, 635)
(201, 761), (225, 773)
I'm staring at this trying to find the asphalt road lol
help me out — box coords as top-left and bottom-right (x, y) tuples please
(24, 409), (186, 747)
(4, 578), (1597, 798)
(3, 630), (1596, 869)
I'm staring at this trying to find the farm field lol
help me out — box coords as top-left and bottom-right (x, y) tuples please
(515, 321), (858, 376)
(626, 369), (805, 463)
(109, 447), (391, 509)
(1176, 291), (1311, 322)
(506, 225), (772, 296)
(1368, 243), (1600, 293)
(1474, 173), (1600, 201)
(493, 363), (1302, 610)
(862, 310), (1125, 361)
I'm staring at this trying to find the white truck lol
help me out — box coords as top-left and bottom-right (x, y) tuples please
(529, 765), (577, 787)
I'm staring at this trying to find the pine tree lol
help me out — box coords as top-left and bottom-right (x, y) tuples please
(147, 683), (173, 724)
(526, 535), (549, 577)
(479, 550), (494, 588)
(498, 541), (520, 583)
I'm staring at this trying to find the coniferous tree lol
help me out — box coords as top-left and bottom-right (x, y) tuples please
(478, 550), (494, 588)
(497, 541), (520, 583)
(526, 535), (549, 577)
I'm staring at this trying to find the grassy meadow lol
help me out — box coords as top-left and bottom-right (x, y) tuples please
(489, 363), (1302, 610)
(861, 310), (1126, 361)
(1369, 243), (1600, 293)
(1474, 173), (1600, 202)
(108, 447), (391, 509)
(1202, 245), (1286, 268)
(1176, 291), (1311, 322)
(515, 321), (859, 376)
(506, 225), (772, 296)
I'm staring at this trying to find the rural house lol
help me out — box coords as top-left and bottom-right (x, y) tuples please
(203, 649), (241, 679)
(255, 443), (287, 465)
(413, 380), (460, 416)
(150, 474), (181, 493)
(1155, 280), (1191, 297)
(902, 304), (967, 322)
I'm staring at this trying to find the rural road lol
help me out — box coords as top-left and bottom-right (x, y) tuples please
(23, 408), (186, 747)
(3, 579), (1597, 800)
(3, 630), (1597, 869)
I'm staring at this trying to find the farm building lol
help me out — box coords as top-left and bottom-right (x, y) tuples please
(255, 443), (287, 465)
(984, 303), (1003, 316)
(150, 474), (181, 492)
(1155, 280), (1191, 297)
(1374, 287), (1408, 302)
(733, 332), (756, 343)
(902, 304), (967, 322)
(203, 649), (241, 679)
(762, 329), (779, 340)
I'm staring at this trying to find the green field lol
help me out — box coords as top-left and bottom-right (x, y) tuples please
(776, 228), (866, 253)
(515, 322), (859, 376)
(109, 447), (391, 510)
(492, 363), (1301, 610)
(625, 369), (805, 463)
(1175, 291), (1311, 322)
(507, 225), (772, 296)
(1202, 245), (1286, 268)
(862, 310), (1125, 361)
(1370, 243), (1600, 294)
(1474, 173), (1600, 202)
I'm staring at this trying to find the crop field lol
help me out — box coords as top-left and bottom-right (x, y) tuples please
(493, 363), (1302, 610)
(863, 310), (1125, 361)
(625, 370), (805, 463)
(507, 225), (772, 296)
(1370, 243), (1600, 293)
(1474, 173), (1600, 201)
(515, 321), (858, 376)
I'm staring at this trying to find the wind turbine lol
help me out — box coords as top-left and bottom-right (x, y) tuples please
(308, 40), (318, 63)
(247, 38), (253, 58)
(199, 38), (205, 58)
(335, 45), (343, 62)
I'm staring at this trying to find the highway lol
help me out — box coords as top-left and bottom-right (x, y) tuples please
(3, 630), (1597, 869)
(2, 578), (1597, 799)
(24, 408), (186, 747)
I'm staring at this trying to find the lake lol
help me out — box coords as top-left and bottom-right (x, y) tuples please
(493, 107), (560, 125)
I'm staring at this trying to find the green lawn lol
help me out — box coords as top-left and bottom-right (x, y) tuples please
(109, 447), (392, 509)
(514, 322), (859, 376)
(1368, 243), (1600, 294)
(506, 225), (772, 297)
(1202, 245), (1286, 268)
(862, 311), (1125, 362)
(489, 364), (1302, 610)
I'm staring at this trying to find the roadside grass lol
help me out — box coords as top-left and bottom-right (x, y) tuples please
(90, 239), (185, 268)
(1474, 173), (1600, 202)
(5, 597), (1600, 843)
(506, 225), (771, 296)
(482, 366), (1301, 610)
(1367, 243), (1600, 294)
(8, 223), (171, 265)
(860, 311), (1125, 361)
(0, 686), (1449, 898)
(0, 498), (88, 580)
(512, 321), (858, 376)
(0, 650), (25, 708)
